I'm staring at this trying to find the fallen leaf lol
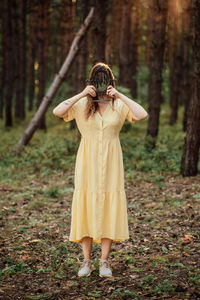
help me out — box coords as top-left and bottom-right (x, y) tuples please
(29, 239), (41, 243)
(103, 276), (115, 281)
(180, 234), (194, 244)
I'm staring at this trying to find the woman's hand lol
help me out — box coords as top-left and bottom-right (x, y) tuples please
(81, 85), (97, 97)
(106, 85), (119, 99)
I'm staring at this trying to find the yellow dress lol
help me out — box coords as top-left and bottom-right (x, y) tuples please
(63, 96), (135, 243)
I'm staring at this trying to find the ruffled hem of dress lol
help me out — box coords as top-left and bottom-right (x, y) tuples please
(69, 189), (130, 244)
(69, 235), (130, 244)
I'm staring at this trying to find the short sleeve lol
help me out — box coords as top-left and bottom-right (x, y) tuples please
(125, 107), (136, 123)
(62, 97), (87, 122)
(119, 99), (135, 123)
(63, 105), (76, 122)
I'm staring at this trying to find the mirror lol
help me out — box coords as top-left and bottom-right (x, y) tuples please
(86, 66), (116, 102)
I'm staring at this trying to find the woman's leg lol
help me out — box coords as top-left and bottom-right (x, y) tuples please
(81, 236), (93, 259)
(100, 238), (113, 259)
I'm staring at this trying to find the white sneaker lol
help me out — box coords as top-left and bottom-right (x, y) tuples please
(78, 258), (95, 277)
(99, 259), (112, 277)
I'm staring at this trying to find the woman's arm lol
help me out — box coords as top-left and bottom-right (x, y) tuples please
(53, 92), (83, 118)
(53, 85), (96, 118)
(117, 91), (148, 120)
(107, 86), (148, 121)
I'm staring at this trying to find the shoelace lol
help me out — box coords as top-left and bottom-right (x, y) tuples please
(80, 259), (91, 268)
(100, 260), (110, 269)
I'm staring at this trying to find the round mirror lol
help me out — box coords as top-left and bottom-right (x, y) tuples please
(86, 66), (116, 102)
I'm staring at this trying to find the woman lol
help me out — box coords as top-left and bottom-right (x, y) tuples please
(53, 62), (148, 278)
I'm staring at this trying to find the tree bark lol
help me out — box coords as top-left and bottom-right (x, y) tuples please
(105, 0), (113, 66)
(59, 0), (74, 67)
(145, 0), (152, 68)
(74, 0), (89, 94)
(13, 0), (21, 119)
(169, 0), (183, 125)
(73, 0), (89, 130)
(5, 0), (15, 127)
(0, 0), (7, 119)
(130, 0), (140, 98)
(51, 11), (59, 75)
(37, 0), (50, 129)
(182, 0), (192, 131)
(60, 0), (76, 85)
(14, 0), (21, 120)
(169, 39), (184, 125)
(118, 0), (132, 87)
(180, 0), (200, 176)
(146, 0), (167, 147)
(15, 7), (94, 150)
(15, 0), (27, 120)
(167, 0), (179, 71)
(111, 0), (122, 67)
(28, 0), (37, 111)
(92, 0), (107, 64)
(168, 0), (178, 123)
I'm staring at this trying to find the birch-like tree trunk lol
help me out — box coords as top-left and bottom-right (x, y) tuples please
(15, 7), (94, 150)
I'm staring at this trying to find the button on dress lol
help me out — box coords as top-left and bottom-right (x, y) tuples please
(63, 97), (135, 244)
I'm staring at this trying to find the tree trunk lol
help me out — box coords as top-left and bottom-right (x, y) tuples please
(182, 0), (192, 131)
(111, 0), (122, 67)
(0, 0), (7, 119)
(51, 9), (60, 75)
(5, 0), (15, 127)
(74, 0), (89, 94)
(15, 7), (94, 150)
(60, 0), (76, 85)
(92, 0), (107, 64)
(105, 0), (113, 66)
(168, 0), (178, 124)
(169, 1), (183, 125)
(167, 0), (179, 70)
(146, 0), (167, 148)
(15, 0), (27, 120)
(169, 39), (184, 125)
(37, 0), (50, 130)
(28, 0), (37, 111)
(59, 0), (74, 67)
(14, 0), (21, 120)
(145, 1), (152, 68)
(130, 0), (140, 98)
(73, 0), (89, 130)
(13, 0), (21, 119)
(180, 0), (200, 176)
(118, 0), (132, 87)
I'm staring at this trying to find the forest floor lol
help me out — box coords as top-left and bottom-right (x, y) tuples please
(0, 107), (200, 299)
